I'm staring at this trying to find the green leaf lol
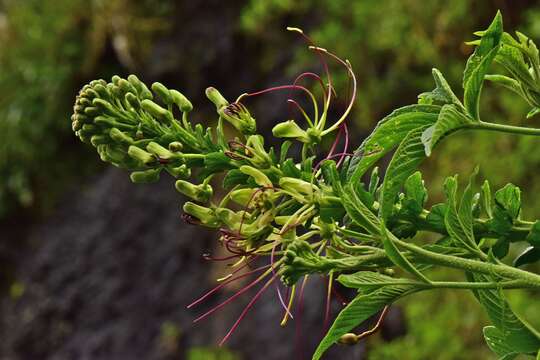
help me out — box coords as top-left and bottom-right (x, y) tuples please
(421, 104), (473, 156)
(513, 246), (540, 267)
(443, 175), (478, 252)
(483, 326), (519, 360)
(222, 169), (249, 189)
(481, 180), (493, 218)
(485, 74), (526, 99)
(347, 104), (440, 182)
(402, 171), (427, 216)
(494, 183), (521, 220)
(471, 273), (540, 356)
(527, 221), (540, 247)
(380, 125), (431, 220)
(463, 11), (503, 120)
(342, 183), (380, 235)
(319, 196), (346, 223)
(425, 203), (447, 232)
(338, 271), (414, 292)
(380, 223), (431, 283)
(312, 284), (417, 360)
(418, 68), (464, 109)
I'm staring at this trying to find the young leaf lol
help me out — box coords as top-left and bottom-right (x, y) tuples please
(527, 221), (540, 247)
(481, 180), (493, 218)
(312, 284), (417, 360)
(402, 171), (428, 216)
(443, 175), (478, 252)
(347, 104), (440, 182)
(421, 104), (473, 156)
(463, 11), (503, 120)
(342, 183), (380, 235)
(494, 183), (521, 220)
(380, 223), (431, 283)
(418, 68), (464, 110)
(380, 125), (431, 220)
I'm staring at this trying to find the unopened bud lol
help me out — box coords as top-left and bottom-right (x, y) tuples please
(125, 92), (140, 110)
(146, 141), (173, 159)
(230, 188), (257, 207)
(272, 120), (308, 142)
(90, 135), (110, 147)
(183, 202), (219, 227)
(205, 87), (228, 110)
(152, 82), (173, 105)
(170, 90), (193, 112)
(128, 145), (155, 165)
(130, 168), (161, 184)
(239, 165), (272, 187)
(220, 102), (257, 135)
(109, 128), (134, 144)
(166, 164), (190, 178)
(141, 99), (173, 123)
(279, 177), (315, 195)
(175, 180), (213, 202)
(168, 141), (183, 152)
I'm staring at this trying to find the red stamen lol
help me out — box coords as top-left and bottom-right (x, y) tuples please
(337, 123), (350, 167)
(219, 274), (278, 346)
(187, 264), (270, 309)
(271, 243), (294, 319)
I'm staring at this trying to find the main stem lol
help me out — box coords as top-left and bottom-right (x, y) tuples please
(468, 121), (540, 136)
(395, 239), (540, 287)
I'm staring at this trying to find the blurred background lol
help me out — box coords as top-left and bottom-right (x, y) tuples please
(0, 0), (539, 359)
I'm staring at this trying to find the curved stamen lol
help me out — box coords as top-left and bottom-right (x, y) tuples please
(337, 123), (350, 167)
(219, 273), (279, 346)
(187, 264), (270, 309)
(287, 99), (314, 127)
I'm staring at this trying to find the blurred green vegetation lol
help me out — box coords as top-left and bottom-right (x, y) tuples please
(0, 0), (539, 358)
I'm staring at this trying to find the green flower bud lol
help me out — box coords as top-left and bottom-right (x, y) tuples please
(118, 78), (135, 94)
(215, 208), (243, 228)
(84, 106), (100, 117)
(239, 165), (272, 187)
(109, 128), (134, 144)
(90, 135), (110, 146)
(175, 180), (213, 202)
(279, 177), (315, 195)
(272, 120), (309, 143)
(220, 102), (257, 135)
(146, 141), (173, 159)
(92, 98), (117, 116)
(125, 92), (140, 110)
(141, 99), (173, 123)
(151, 82), (173, 105)
(166, 164), (190, 178)
(130, 168), (161, 184)
(170, 90), (193, 112)
(230, 188), (257, 207)
(205, 87), (228, 110)
(183, 202), (219, 227)
(168, 141), (183, 152)
(128, 145), (155, 165)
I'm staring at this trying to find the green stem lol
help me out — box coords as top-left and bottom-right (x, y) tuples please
(468, 121), (540, 136)
(395, 239), (540, 287)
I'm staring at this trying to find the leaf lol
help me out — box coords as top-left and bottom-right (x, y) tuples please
(513, 246), (540, 267)
(425, 203), (447, 232)
(471, 272), (540, 357)
(347, 104), (440, 182)
(494, 183), (521, 219)
(342, 183), (380, 235)
(380, 125), (431, 220)
(418, 68), (464, 109)
(421, 104), (473, 156)
(527, 221), (540, 247)
(483, 326), (519, 360)
(485, 74), (526, 99)
(338, 271), (414, 292)
(312, 284), (417, 360)
(402, 171), (427, 216)
(443, 175), (478, 251)
(481, 180), (493, 218)
(380, 223), (431, 283)
(463, 11), (503, 120)
(222, 169), (249, 189)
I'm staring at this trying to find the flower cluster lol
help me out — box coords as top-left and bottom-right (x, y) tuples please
(71, 15), (540, 360)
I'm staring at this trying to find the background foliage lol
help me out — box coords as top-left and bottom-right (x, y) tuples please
(1, 0), (539, 358)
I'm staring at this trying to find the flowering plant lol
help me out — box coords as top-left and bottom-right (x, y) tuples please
(71, 12), (540, 359)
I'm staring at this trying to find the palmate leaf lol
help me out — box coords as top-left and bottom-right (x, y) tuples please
(470, 273), (540, 357)
(421, 104), (474, 156)
(463, 11), (503, 120)
(347, 104), (440, 182)
(380, 125), (431, 220)
(312, 284), (417, 360)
